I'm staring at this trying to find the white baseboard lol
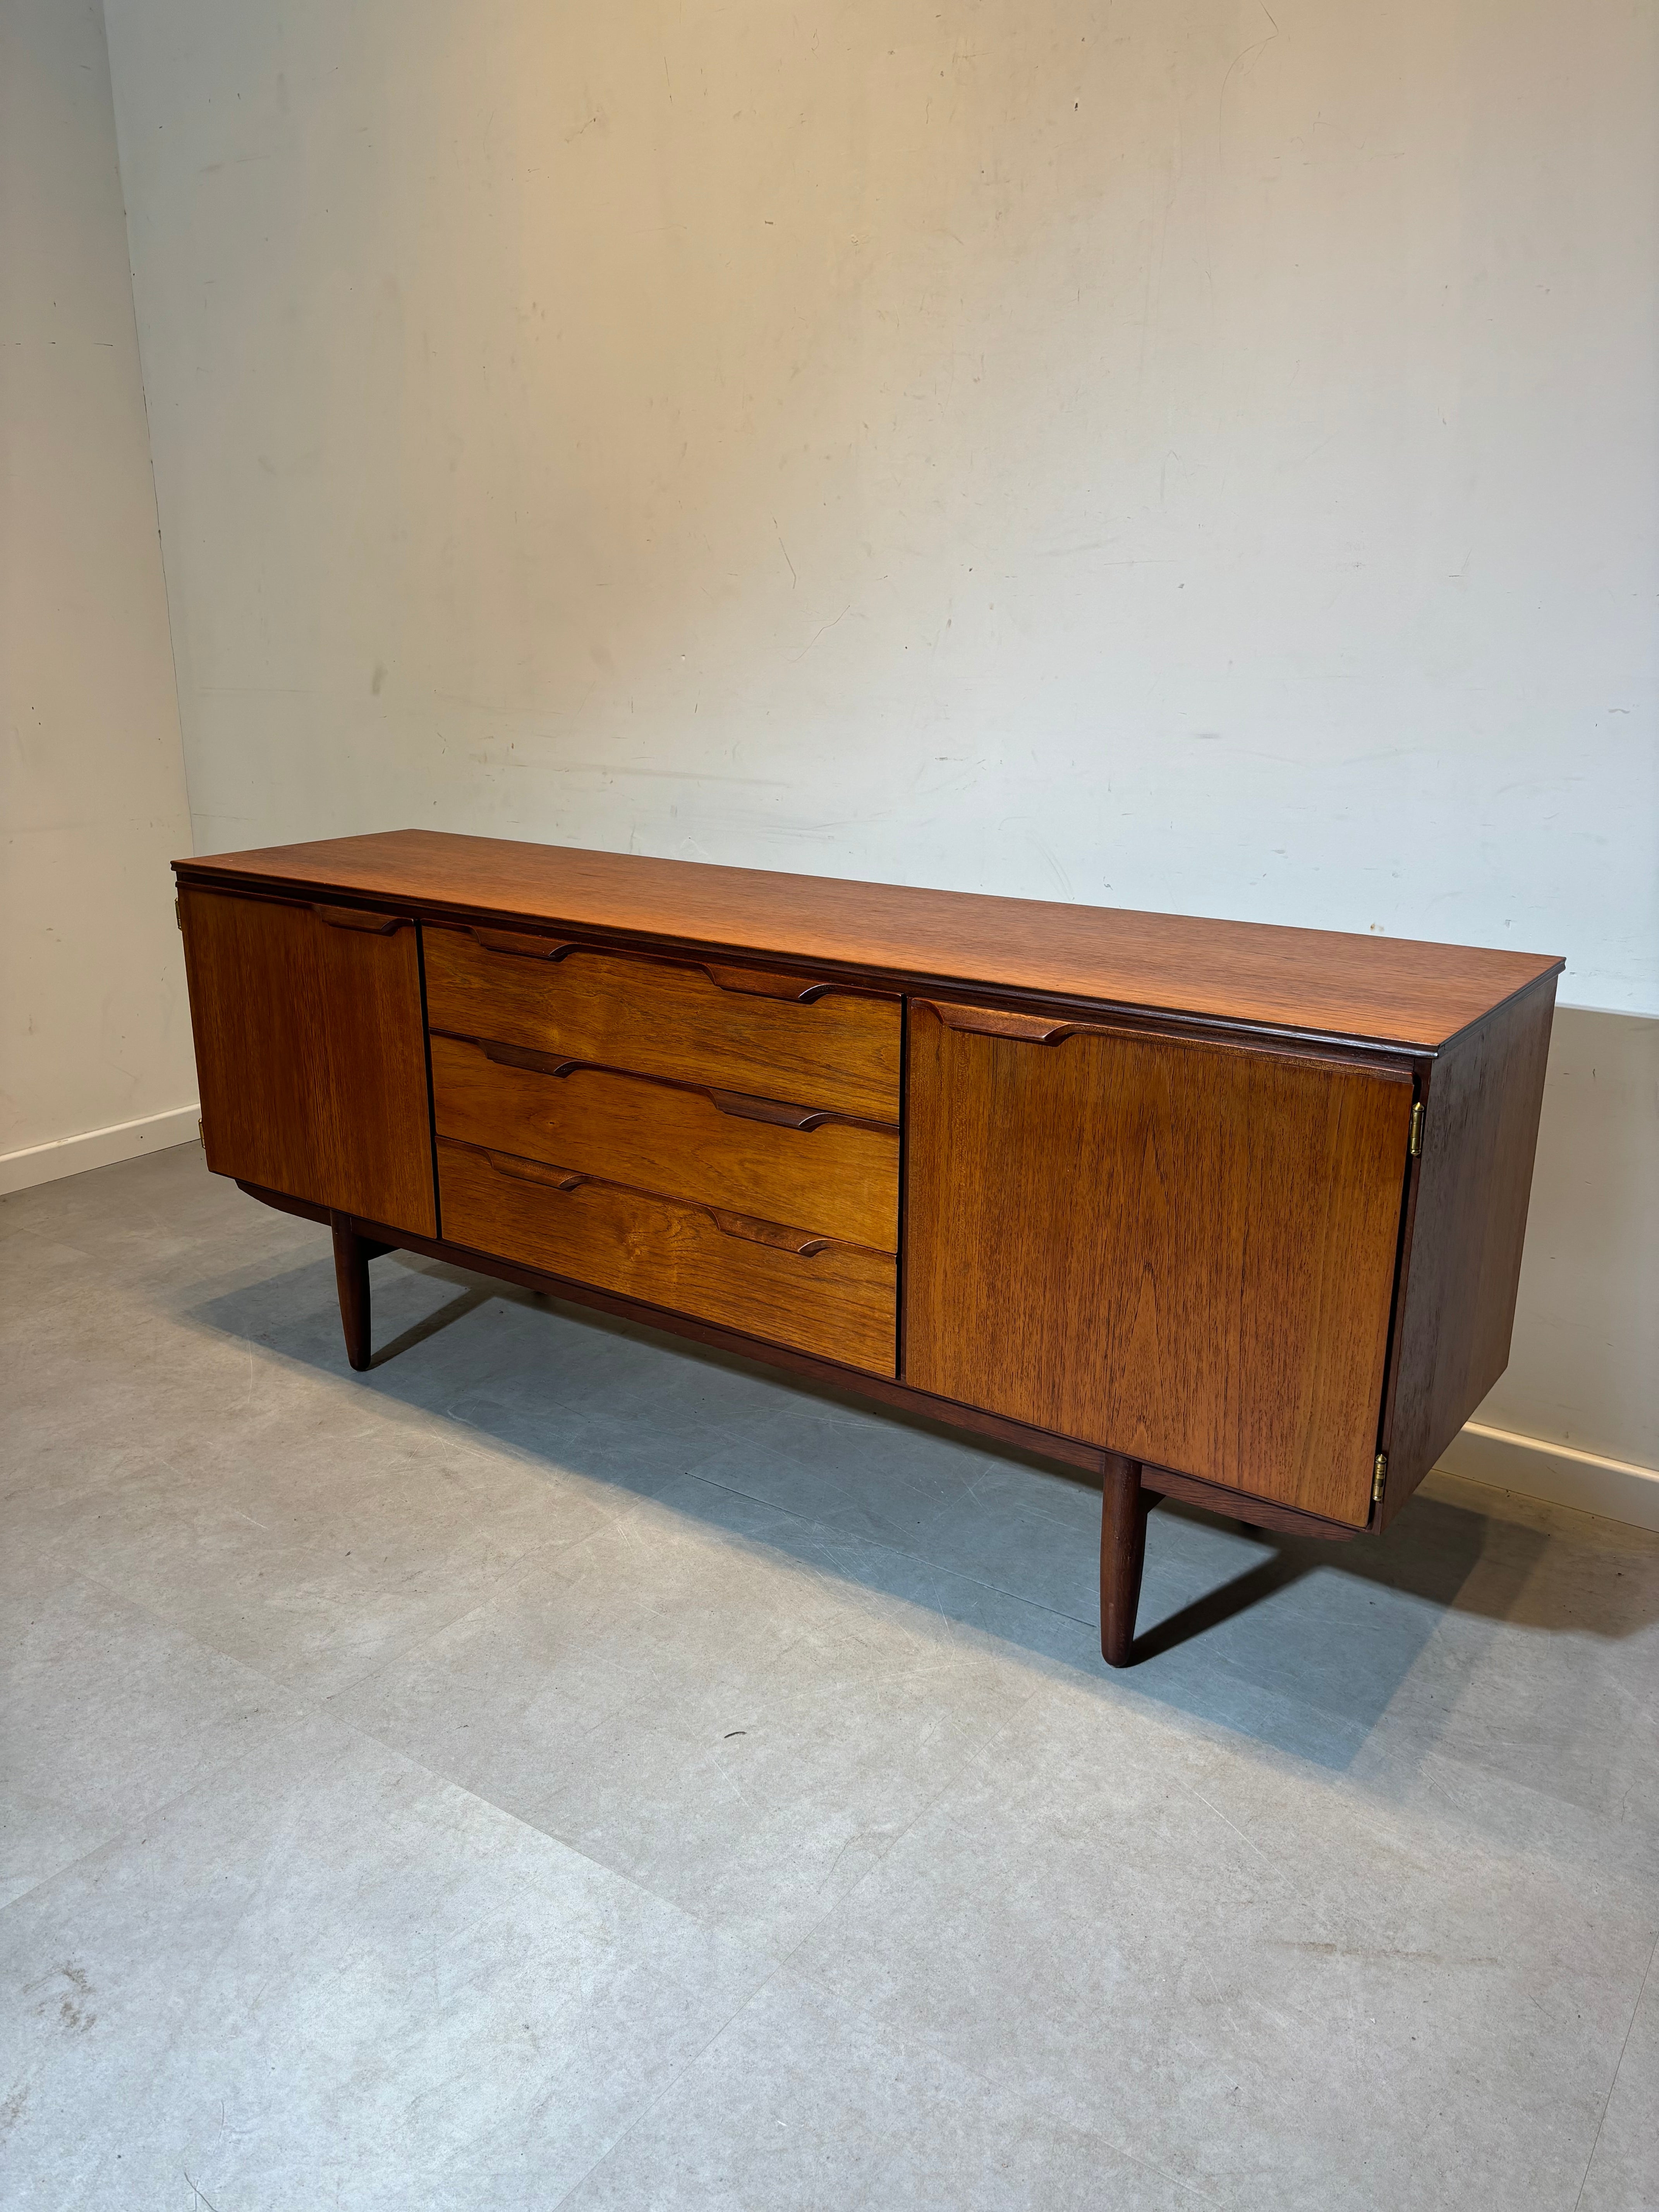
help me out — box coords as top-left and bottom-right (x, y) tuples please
(1434, 1421), (1659, 1534)
(0, 1105), (202, 1196)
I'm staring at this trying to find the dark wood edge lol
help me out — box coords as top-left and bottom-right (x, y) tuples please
(239, 1180), (331, 1226)
(1141, 1465), (1355, 1541)
(895, 995), (910, 1383)
(231, 1175), (1360, 1540)
(178, 879), (417, 928)
(1419, 960), (1570, 1057)
(1369, 967), (1561, 1531)
(413, 920), (444, 1240)
(171, 864), (1538, 1061)
(908, 996), (1415, 1084)
(1370, 1055), (1434, 1529)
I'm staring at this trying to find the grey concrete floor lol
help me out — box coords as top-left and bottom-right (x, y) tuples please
(2, 1145), (1656, 2211)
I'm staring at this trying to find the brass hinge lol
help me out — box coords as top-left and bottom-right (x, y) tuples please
(196, 1118), (205, 1146)
(175, 897), (183, 931)
(1408, 1101), (1424, 1157)
(1372, 1452), (1388, 1503)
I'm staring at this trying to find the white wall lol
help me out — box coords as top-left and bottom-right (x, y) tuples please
(99, 1), (1657, 1507)
(1448, 1007), (1658, 1526)
(0, 0), (197, 1190)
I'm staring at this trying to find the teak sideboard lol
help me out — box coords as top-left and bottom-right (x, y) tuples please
(174, 830), (1562, 1666)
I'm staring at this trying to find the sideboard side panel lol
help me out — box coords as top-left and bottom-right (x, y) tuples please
(903, 1006), (1413, 1526)
(1381, 976), (1558, 1519)
(179, 886), (436, 1236)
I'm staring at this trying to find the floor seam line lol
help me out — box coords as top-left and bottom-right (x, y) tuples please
(780, 1956), (1229, 2210)
(1571, 1921), (1659, 2212)
(543, 1958), (790, 2209)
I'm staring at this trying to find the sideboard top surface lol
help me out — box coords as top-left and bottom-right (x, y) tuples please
(175, 829), (1562, 1053)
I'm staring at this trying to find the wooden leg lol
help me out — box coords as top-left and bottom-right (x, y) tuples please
(1100, 1453), (1152, 1669)
(331, 1215), (389, 1372)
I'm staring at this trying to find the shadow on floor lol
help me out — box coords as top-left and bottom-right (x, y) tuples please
(187, 1245), (1624, 1772)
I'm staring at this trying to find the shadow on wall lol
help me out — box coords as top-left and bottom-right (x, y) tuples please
(179, 1239), (1659, 1777)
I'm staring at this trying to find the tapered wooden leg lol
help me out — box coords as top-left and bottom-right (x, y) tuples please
(331, 1216), (389, 1372)
(1100, 1453), (1152, 1668)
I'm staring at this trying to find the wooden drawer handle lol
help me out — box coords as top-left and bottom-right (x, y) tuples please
(480, 1040), (582, 1079)
(470, 1144), (845, 1258)
(701, 962), (837, 1003)
(471, 1041), (861, 1131)
(466, 926), (576, 960)
(706, 1089), (840, 1131)
(913, 998), (1104, 1046)
(481, 1149), (586, 1191)
(313, 904), (409, 934)
(459, 926), (852, 1006)
(707, 1208), (835, 1256)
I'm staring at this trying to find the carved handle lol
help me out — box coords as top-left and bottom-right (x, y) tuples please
(460, 927), (853, 1003)
(708, 1207), (835, 1256)
(469, 1141), (853, 1257)
(313, 904), (408, 934)
(912, 998), (1101, 1046)
(467, 926), (576, 960)
(706, 1089), (839, 1131)
(701, 962), (838, 1003)
(467, 1043), (861, 1131)
(481, 1150), (586, 1192)
(481, 1040), (581, 1079)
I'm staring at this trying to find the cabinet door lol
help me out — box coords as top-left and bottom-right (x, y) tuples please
(903, 1002), (1413, 1525)
(180, 887), (436, 1235)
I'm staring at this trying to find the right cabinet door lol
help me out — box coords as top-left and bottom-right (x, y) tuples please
(903, 1002), (1414, 1526)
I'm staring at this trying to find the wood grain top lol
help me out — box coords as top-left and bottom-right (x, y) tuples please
(174, 829), (1562, 1053)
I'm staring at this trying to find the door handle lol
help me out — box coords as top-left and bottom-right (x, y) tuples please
(911, 998), (1111, 1046)
(313, 904), (409, 934)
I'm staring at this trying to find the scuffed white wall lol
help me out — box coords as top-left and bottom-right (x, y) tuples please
(0, 0), (197, 1185)
(103, 0), (1655, 1012)
(99, 0), (1656, 1486)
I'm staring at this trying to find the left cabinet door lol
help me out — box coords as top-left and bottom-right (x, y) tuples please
(179, 887), (437, 1235)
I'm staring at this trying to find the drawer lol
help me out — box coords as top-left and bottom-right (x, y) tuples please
(424, 925), (900, 1123)
(438, 1137), (897, 1375)
(432, 1034), (898, 1252)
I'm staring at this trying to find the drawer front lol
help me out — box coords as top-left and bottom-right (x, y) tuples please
(432, 1034), (898, 1252)
(424, 927), (900, 1123)
(439, 1137), (897, 1375)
